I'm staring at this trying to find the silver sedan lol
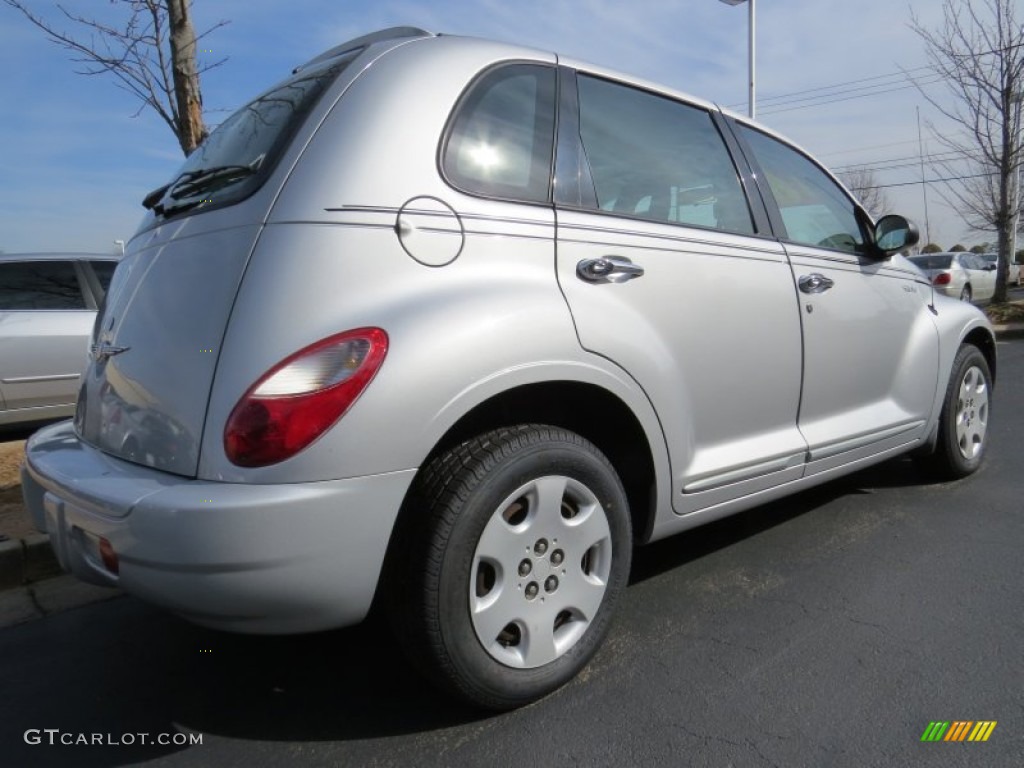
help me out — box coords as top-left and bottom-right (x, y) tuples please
(0, 252), (119, 429)
(908, 252), (997, 302)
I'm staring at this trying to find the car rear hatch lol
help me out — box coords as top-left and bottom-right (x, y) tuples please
(72, 36), (410, 477)
(74, 221), (261, 477)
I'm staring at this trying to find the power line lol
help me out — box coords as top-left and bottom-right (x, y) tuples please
(724, 40), (1024, 117)
(725, 65), (932, 109)
(820, 139), (923, 157)
(818, 137), (942, 158)
(875, 172), (994, 189)
(725, 65), (939, 112)
(758, 76), (945, 112)
(753, 65), (934, 105)
(759, 79), (943, 115)
(832, 149), (969, 174)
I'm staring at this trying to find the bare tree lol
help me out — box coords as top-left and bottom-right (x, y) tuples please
(838, 167), (892, 218)
(909, 0), (1024, 304)
(3, 1), (227, 155)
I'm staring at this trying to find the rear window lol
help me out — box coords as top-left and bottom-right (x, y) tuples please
(909, 254), (953, 270)
(153, 49), (362, 217)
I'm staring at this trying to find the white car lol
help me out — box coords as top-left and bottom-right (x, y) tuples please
(908, 252), (996, 302)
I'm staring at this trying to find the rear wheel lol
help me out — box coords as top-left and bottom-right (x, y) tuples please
(919, 344), (991, 479)
(959, 285), (972, 302)
(390, 425), (632, 710)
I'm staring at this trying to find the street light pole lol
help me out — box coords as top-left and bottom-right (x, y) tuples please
(719, 0), (756, 119)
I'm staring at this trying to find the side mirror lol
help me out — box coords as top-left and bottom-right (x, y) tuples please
(873, 214), (920, 256)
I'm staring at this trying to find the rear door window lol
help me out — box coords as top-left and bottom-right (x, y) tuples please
(0, 262), (86, 310)
(574, 75), (754, 234)
(443, 64), (556, 203)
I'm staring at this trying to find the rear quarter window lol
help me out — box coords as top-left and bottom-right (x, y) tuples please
(442, 64), (557, 203)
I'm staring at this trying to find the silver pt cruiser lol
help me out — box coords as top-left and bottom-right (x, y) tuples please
(22, 27), (995, 710)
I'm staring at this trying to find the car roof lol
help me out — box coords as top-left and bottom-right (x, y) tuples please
(0, 252), (122, 263)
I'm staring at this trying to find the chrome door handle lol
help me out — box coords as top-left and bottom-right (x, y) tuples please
(798, 273), (835, 294)
(576, 256), (645, 283)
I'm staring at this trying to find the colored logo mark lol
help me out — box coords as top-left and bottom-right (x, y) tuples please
(921, 721), (997, 742)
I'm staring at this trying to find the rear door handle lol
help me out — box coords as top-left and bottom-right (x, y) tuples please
(798, 273), (835, 294)
(576, 256), (645, 283)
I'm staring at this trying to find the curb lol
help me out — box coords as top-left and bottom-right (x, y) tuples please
(0, 532), (61, 591)
(992, 322), (1024, 339)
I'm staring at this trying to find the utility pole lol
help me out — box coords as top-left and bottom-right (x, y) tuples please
(917, 106), (932, 248)
(719, 0), (756, 120)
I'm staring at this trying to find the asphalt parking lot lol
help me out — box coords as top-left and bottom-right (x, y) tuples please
(0, 338), (1021, 768)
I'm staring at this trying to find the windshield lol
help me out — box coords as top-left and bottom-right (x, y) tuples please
(909, 254), (952, 270)
(147, 49), (362, 217)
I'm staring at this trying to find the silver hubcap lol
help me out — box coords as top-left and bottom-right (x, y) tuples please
(955, 365), (988, 460)
(469, 475), (612, 668)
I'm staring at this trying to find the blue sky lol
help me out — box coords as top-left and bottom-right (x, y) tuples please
(0, 0), (976, 253)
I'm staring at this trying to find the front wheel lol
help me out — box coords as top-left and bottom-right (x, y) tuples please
(390, 425), (632, 710)
(919, 344), (992, 479)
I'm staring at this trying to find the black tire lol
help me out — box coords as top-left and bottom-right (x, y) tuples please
(389, 425), (632, 710)
(918, 344), (992, 480)
(959, 285), (972, 302)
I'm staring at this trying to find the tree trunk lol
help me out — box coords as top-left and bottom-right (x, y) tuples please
(993, 77), (1016, 304)
(167, 0), (206, 155)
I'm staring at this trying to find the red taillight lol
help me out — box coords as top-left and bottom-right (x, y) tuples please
(99, 537), (119, 575)
(224, 328), (388, 467)
(933, 273), (952, 286)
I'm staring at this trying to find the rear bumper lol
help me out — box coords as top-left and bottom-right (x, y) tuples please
(21, 421), (416, 634)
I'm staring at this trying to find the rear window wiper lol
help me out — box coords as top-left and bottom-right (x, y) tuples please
(142, 169), (203, 210)
(142, 163), (261, 214)
(167, 164), (258, 201)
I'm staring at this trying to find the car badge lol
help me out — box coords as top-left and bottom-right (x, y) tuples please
(90, 339), (130, 363)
